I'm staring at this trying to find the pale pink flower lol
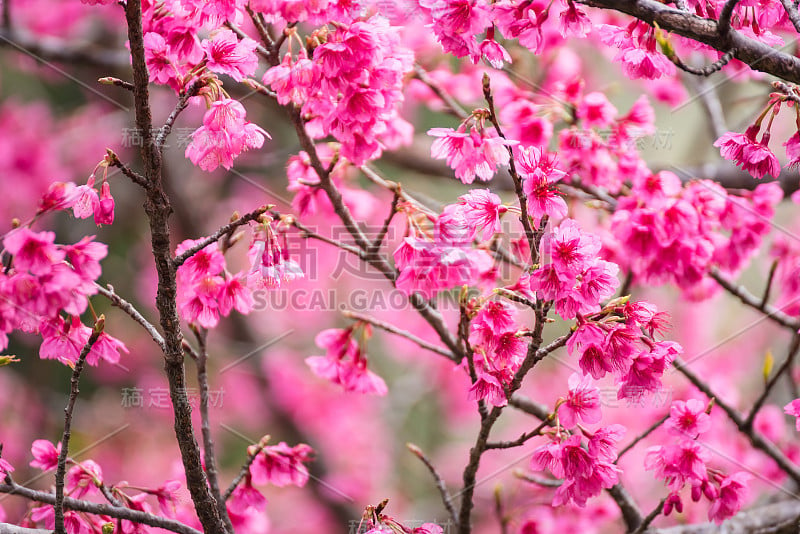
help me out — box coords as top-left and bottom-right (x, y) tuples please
(429, 126), (514, 184)
(784, 398), (800, 430)
(457, 189), (506, 241)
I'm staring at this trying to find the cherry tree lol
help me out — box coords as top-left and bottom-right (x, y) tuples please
(0, 0), (799, 533)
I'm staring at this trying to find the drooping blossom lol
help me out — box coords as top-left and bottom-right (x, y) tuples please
(429, 125), (514, 184)
(305, 327), (387, 396)
(249, 442), (313, 487)
(186, 98), (269, 172)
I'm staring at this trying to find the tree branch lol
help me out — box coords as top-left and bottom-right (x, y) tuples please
(124, 1), (227, 531)
(581, 0), (800, 84)
(0, 481), (201, 534)
(54, 325), (102, 534)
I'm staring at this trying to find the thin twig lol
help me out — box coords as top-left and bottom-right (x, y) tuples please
(54, 325), (102, 534)
(631, 497), (666, 534)
(94, 283), (166, 351)
(744, 332), (800, 429)
(413, 64), (469, 119)
(709, 268), (800, 330)
(341, 310), (455, 360)
(616, 414), (670, 461)
(407, 443), (458, 527)
(156, 80), (203, 151)
(173, 205), (270, 268)
(760, 260), (779, 310)
(485, 419), (551, 449)
(108, 151), (148, 189)
(0, 479), (201, 534)
(192, 327), (232, 532)
(222, 445), (262, 501)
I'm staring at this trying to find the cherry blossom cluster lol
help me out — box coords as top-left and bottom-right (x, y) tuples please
(646, 399), (751, 524)
(466, 300), (528, 407)
(305, 325), (388, 396)
(567, 300), (680, 402)
(393, 198), (496, 300)
(610, 176), (782, 294)
(530, 423), (625, 507)
(0, 227), (126, 367)
(24, 440), (184, 532)
(715, 88), (800, 179)
(175, 216), (304, 327)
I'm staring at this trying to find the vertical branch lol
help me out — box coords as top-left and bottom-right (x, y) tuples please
(192, 328), (233, 532)
(123, 1), (227, 532)
(54, 323), (102, 534)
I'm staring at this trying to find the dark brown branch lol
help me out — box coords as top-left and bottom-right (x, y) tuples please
(108, 151), (148, 189)
(193, 328), (233, 532)
(709, 268), (800, 330)
(761, 260), (779, 309)
(485, 419), (550, 449)
(780, 0), (800, 33)
(744, 332), (800, 429)
(607, 484), (645, 533)
(653, 499), (800, 533)
(94, 283), (166, 351)
(173, 205), (270, 268)
(581, 0), (800, 84)
(124, 1), (227, 531)
(407, 443), (458, 527)
(0, 480), (201, 534)
(673, 358), (800, 485)
(54, 326), (102, 534)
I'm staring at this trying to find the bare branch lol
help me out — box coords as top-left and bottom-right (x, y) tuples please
(172, 205), (270, 268)
(94, 283), (166, 351)
(54, 325), (102, 534)
(407, 443), (458, 527)
(0, 480), (201, 534)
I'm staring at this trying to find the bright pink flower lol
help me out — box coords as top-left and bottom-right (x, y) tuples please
(708, 472), (750, 524)
(262, 50), (314, 106)
(784, 132), (800, 168)
(144, 32), (176, 85)
(63, 236), (107, 283)
(419, 0), (491, 61)
(468, 371), (507, 407)
(178, 274), (224, 328)
(4, 229), (64, 276)
(558, 373), (602, 428)
(576, 92), (617, 128)
(93, 181), (114, 226)
(480, 38), (511, 68)
(305, 328), (387, 396)
(559, 2), (592, 38)
(714, 127), (780, 179)
(0, 458), (13, 476)
(202, 29), (258, 82)
(38, 182), (80, 215)
(541, 219), (602, 275)
(39, 316), (92, 365)
(250, 442), (313, 488)
(247, 222), (304, 290)
(227, 478), (267, 516)
(186, 99), (269, 172)
(457, 189), (506, 241)
(588, 424), (625, 462)
(665, 399), (711, 439)
(394, 238), (476, 299)
(429, 126), (514, 184)
(784, 398), (800, 430)
(30, 440), (61, 471)
(86, 331), (128, 366)
(66, 460), (102, 499)
(645, 440), (710, 489)
(176, 239), (225, 282)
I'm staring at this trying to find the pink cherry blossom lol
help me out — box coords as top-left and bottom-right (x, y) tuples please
(558, 373), (602, 428)
(201, 29), (258, 82)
